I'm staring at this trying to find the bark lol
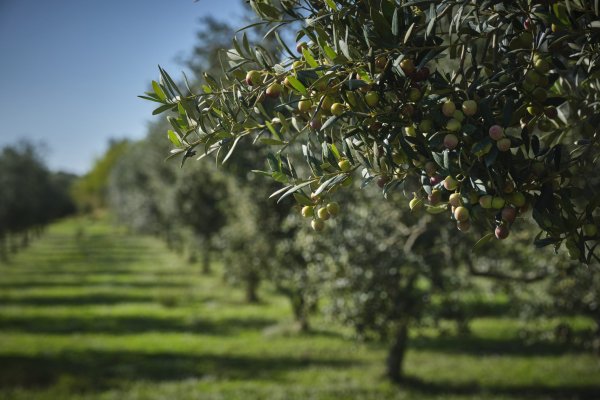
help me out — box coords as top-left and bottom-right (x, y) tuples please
(10, 235), (19, 254)
(594, 318), (600, 355)
(291, 292), (310, 332)
(165, 234), (176, 251)
(245, 272), (260, 303)
(457, 318), (471, 336)
(201, 240), (211, 275)
(0, 233), (7, 262)
(386, 318), (410, 382)
(20, 231), (29, 249)
(186, 251), (197, 264)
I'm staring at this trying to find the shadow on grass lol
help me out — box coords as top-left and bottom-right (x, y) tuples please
(302, 328), (345, 339)
(0, 350), (358, 391)
(5, 255), (170, 269)
(400, 375), (600, 400)
(433, 301), (513, 318)
(0, 281), (190, 289)
(0, 314), (278, 335)
(2, 269), (187, 277)
(410, 334), (588, 356)
(0, 294), (158, 306)
(0, 292), (253, 308)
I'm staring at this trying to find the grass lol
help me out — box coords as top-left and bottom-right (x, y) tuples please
(0, 217), (598, 400)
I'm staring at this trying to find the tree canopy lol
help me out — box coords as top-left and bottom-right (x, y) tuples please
(144, 0), (600, 264)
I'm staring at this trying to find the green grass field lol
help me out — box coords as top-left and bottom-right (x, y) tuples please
(0, 218), (599, 400)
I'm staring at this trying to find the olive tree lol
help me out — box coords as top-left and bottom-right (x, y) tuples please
(0, 142), (76, 260)
(314, 186), (467, 381)
(145, 0), (600, 264)
(272, 213), (326, 331)
(108, 123), (176, 238)
(216, 140), (295, 302)
(107, 120), (230, 265)
(547, 262), (600, 350)
(168, 162), (229, 273)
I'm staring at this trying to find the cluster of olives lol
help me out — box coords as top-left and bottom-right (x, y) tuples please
(409, 170), (526, 240)
(300, 201), (340, 232)
(400, 91), (531, 239)
(241, 35), (596, 246)
(245, 57), (527, 239)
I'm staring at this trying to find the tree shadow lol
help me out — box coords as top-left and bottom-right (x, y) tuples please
(0, 294), (157, 306)
(0, 314), (278, 335)
(0, 281), (190, 289)
(0, 350), (359, 391)
(410, 334), (588, 356)
(10, 255), (169, 268)
(5, 268), (187, 277)
(399, 375), (600, 400)
(303, 328), (345, 339)
(433, 300), (513, 318)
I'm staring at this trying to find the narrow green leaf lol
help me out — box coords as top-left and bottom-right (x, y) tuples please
(403, 22), (415, 44)
(269, 184), (293, 199)
(339, 39), (351, 59)
(152, 81), (167, 101)
(222, 135), (243, 163)
(264, 120), (281, 140)
(425, 3), (436, 39)
(472, 233), (495, 252)
(158, 65), (183, 97)
(251, 169), (272, 178)
(321, 44), (338, 61)
(254, 2), (280, 19)
(314, 175), (342, 196)
(272, 171), (288, 183)
(167, 130), (182, 147)
(302, 48), (319, 68)
(293, 192), (314, 206)
(325, 0), (336, 10)
(321, 116), (339, 131)
(152, 103), (176, 115)
(138, 95), (163, 103)
(286, 75), (308, 95)
(278, 180), (314, 203)
(330, 143), (341, 160)
(391, 8), (399, 37)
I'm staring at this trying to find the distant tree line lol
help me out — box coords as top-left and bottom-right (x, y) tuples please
(0, 142), (76, 261)
(71, 139), (130, 214)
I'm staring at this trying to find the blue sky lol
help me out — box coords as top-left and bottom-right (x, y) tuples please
(0, 0), (245, 174)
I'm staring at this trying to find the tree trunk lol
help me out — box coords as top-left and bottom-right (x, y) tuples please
(245, 272), (260, 303)
(21, 231), (29, 249)
(10, 234), (19, 254)
(0, 233), (7, 262)
(594, 317), (600, 355)
(165, 233), (176, 251)
(386, 318), (410, 382)
(201, 240), (211, 275)
(291, 292), (310, 332)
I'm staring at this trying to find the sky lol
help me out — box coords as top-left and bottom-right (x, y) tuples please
(0, 0), (246, 175)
